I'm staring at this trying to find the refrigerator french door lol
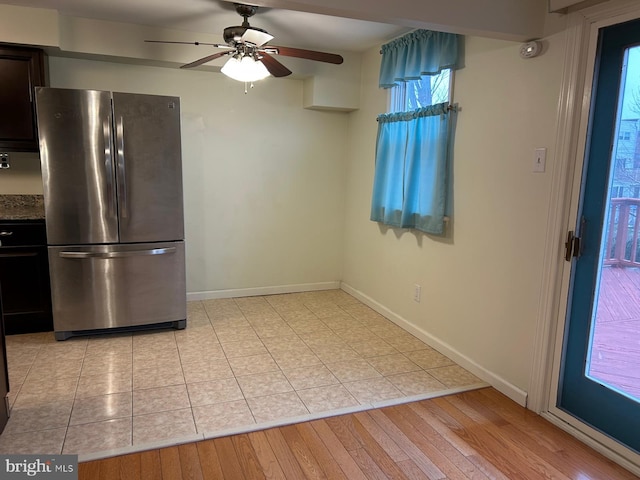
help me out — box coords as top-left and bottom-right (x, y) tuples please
(36, 88), (186, 340)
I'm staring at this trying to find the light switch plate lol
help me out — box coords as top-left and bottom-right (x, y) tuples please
(533, 148), (546, 173)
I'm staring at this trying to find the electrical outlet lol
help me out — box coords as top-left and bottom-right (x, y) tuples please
(413, 284), (421, 303)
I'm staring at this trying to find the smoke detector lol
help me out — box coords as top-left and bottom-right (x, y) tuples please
(520, 41), (542, 59)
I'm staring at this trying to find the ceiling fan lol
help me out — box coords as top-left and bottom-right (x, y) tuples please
(145, 3), (344, 82)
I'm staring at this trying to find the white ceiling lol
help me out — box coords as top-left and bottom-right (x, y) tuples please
(0, 0), (552, 56)
(0, 0), (412, 53)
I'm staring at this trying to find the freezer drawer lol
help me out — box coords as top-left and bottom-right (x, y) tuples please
(48, 241), (186, 339)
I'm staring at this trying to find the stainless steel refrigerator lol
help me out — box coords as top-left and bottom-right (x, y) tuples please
(35, 87), (186, 340)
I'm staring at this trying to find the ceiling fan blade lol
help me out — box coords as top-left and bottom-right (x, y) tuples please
(259, 53), (292, 77)
(263, 46), (343, 65)
(180, 51), (234, 69)
(145, 40), (229, 48)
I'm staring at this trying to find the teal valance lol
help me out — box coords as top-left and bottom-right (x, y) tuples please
(379, 30), (461, 89)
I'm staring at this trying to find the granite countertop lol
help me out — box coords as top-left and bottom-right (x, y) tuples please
(0, 194), (45, 221)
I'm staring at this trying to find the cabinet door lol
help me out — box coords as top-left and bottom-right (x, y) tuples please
(0, 46), (46, 152)
(0, 246), (52, 334)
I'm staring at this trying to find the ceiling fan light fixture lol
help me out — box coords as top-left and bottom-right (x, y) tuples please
(221, 54), (270, 82)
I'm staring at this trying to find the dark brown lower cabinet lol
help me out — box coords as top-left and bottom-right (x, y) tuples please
(0, 290), (9, 434)
(0, 221), (53, 334)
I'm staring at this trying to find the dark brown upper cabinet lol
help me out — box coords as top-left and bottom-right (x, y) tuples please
(0, 45), (48, 152)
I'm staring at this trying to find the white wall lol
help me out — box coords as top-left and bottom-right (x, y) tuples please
(342, 33), (567, 396)
(48, 57), (348, 294)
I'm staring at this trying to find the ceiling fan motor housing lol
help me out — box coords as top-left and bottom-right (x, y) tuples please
(225, 3), (272, 47)
(224, 26), (248, 45)
(234, 3), (258, 19)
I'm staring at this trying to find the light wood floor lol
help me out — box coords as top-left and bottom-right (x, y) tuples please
(78, 388), (639, 480)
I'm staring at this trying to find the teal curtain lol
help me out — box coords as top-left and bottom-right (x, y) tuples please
(371, 103), (455, 235)
(379, 30), (460, 88)
(371, 29), (461, 236)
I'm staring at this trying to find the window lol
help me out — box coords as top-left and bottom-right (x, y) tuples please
(619, 131), (631, 140)
(370, 30), (462, 236)
(388, 69), (452, 113)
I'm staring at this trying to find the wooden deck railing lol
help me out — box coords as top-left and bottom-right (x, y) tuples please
(605, 197), (640, 267)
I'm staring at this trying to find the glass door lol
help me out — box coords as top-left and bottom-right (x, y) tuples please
(559, 17), (640, 453)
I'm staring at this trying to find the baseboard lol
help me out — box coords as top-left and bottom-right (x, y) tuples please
(187, 281), (341, 301)
(340, 282), (529, 407)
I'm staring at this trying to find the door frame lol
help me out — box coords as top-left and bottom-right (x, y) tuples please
(528, 0), (640, 473)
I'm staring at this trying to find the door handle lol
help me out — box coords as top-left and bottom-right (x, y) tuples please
(565, 231), (581, 261)
(104, 115), (116, 218)
(116, 116), (128, 219)
(0, 231), (13, 236)
(59, 247), (176, 259)
(565, 218), (586, 262)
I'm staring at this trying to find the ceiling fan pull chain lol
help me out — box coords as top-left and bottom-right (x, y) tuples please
(242, 82), (257, 94)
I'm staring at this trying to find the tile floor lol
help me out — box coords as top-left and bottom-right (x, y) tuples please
(1, 289), (485, 459)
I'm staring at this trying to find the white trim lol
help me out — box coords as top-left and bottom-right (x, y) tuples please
(527, 6), (593, 415)
(187, 281), (341, 301)
(547, 6), (605, 420)
(340, 282), (527, 407)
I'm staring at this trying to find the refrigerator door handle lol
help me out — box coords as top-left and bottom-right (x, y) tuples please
(59, 247), (176, 259)
(104, 115), (117, 218)
(115, 115), (128, 218)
